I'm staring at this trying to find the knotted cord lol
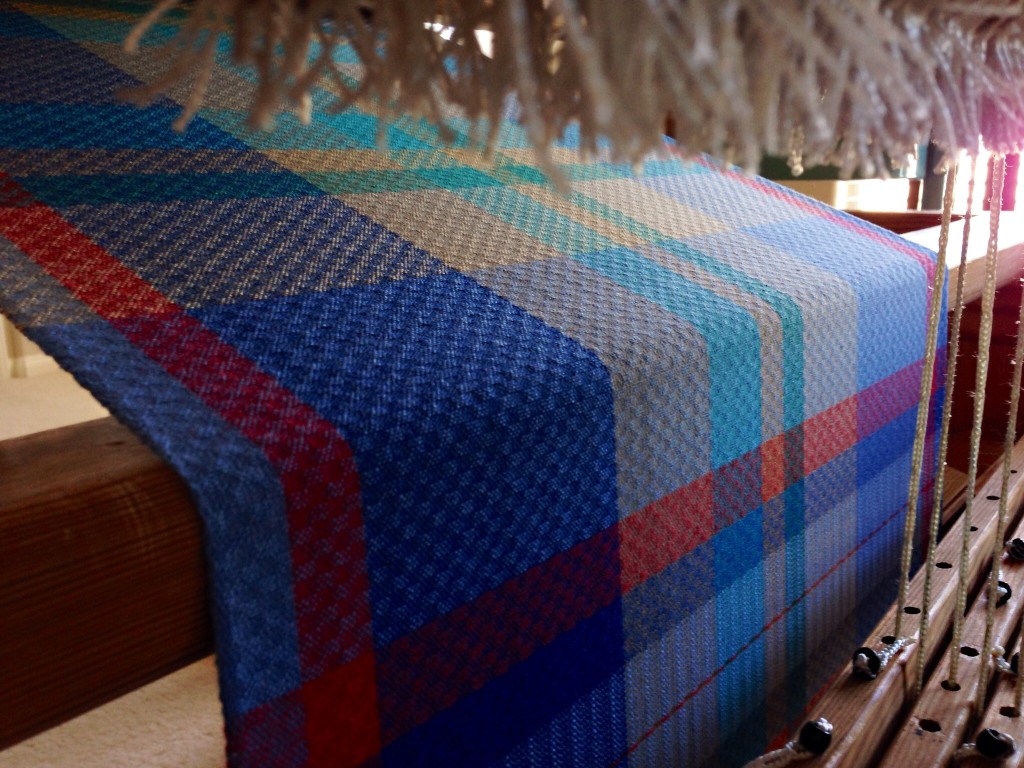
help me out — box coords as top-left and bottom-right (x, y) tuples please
(916, 154), (976, 695)
(979, 176), (1024, 700)
(1017, 603), (1024, 714)
(896, 161), (958, 643)
(949, 154), (1006, 688)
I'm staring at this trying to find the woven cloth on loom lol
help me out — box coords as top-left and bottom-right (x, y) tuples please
(0, 2), (945, 766)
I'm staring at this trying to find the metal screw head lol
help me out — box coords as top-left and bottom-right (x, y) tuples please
(798, 718), (833, 756)
(851, 647), (881, 680)
(1007, 538), (1024, 561)
(977, 728), (1015, 760)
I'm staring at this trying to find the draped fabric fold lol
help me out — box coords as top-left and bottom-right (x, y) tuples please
(1, 2), (945, 765)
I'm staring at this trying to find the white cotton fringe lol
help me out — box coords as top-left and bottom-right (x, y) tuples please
(122, 0), (1024, 179)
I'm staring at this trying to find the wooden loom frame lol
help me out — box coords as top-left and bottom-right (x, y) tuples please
(790, 213), (1024, 767)
(5, 214), (1024, 757)
(798, 440), (1024, 766)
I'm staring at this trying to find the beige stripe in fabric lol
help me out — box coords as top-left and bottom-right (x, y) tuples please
(506, 182), (648, 249)
(573, 177), (731, 242)
(261, 149), (407, 173)
(339, 189), (564, 272)
(450, 147), (584, 170)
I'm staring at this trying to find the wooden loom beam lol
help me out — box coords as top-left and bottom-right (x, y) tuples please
(805, 435), (1024, 767)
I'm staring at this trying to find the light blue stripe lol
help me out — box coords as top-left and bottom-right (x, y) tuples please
(574, 245), (762, 466)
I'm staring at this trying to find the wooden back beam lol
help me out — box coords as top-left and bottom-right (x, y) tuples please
(903, 212), (1024, 306)
(0, 417), (210, 748)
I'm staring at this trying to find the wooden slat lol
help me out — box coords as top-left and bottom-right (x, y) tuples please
(877, 513), (1024, 765)
(804, 435), (1024, 768)
(0, 417), (210, 748)
(965, 657), (1024, 767)
(847, 210), (965, 235)
(902, 212), (1024, 306)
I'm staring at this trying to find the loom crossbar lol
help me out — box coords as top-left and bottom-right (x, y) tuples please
(804, 435), (1024, 767)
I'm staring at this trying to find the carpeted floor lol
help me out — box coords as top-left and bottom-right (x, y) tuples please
(0, 658), (224, 768)
(0, 369), (108, 440)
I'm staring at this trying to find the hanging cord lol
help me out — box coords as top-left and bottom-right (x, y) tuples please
(894, 161), (956, 640)
(978, 180), (1023, 702)
(1017, 608), (1024, 713)
(949, 154), (1006, 689)
(916, 154), (977, 695)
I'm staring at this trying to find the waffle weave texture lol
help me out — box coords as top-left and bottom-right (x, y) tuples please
(0, 2), (945, 765)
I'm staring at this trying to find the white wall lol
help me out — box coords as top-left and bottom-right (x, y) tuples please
(1, 315), (59, 379)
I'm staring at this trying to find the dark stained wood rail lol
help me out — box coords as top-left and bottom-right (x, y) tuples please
(0, 417), (211, 748)
(845, 210), (964, 235)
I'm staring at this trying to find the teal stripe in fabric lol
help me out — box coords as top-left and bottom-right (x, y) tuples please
(26, 13), (180, 46)
(458, 186), (620, 255)
(203, 109), (439, 152)
(575, 245), (762, 467)
(648, 240), (805, 432)
(561, 188), (804, 433)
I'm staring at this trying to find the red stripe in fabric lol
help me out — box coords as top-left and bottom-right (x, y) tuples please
(858, 360), (924, 439)
(376, 525), (622, 744)
(804, 397), (858, 476)
(0, 199), (177, 317)
(620, 474), (714, 593)
(762, 434), (786, 502)
(0, 182), (381, 757)
(608, 494), (909, 767)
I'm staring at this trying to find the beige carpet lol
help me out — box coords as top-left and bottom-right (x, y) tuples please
(0, 658), (225, 768)
(0, 370), (109, 440)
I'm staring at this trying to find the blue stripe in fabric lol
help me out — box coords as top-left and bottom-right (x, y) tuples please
(714, 508), (767, 758)
(782, 480), (807, 727)
(1, 38), (143, 106)
(495, 671), (628, 768)
(191, 272), (620, 646)
(382, 600), (627, 768)
(15, 172), (324, 205)
(575, 245), (762, 467)
(24, 320), (301, 715)
(0, 104), (248, 149)
(622, 538), (717, 657)
(741, 217), (929, 391)
(53, 195), (445, 308)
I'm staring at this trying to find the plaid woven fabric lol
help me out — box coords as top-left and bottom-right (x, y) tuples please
(0, 2), (945, 765)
